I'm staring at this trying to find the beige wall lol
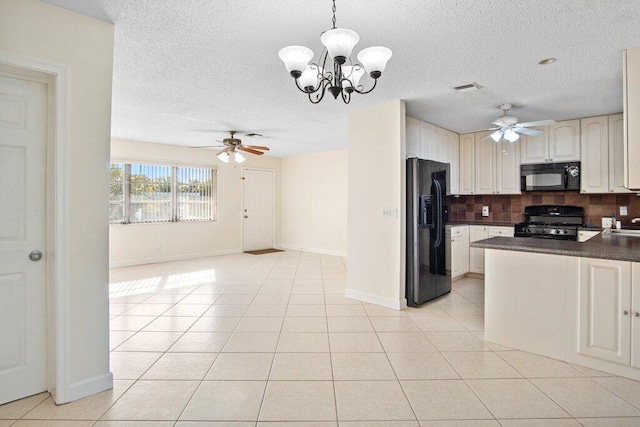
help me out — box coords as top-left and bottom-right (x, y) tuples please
(0, 0), (114, 399)
(346, 100), (406, 309)
(110, 139), (281, 266)
(279, 149), (348, 256)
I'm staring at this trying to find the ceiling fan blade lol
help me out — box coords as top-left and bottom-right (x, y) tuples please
(517, 119), (556, 127)
(239, 147), (264, 155)
(513, 127), (542, 136)
(244, 145), (270, 151)
(215, 148), (228, 156)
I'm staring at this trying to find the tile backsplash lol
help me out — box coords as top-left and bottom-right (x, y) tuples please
(447, 192), (640, 226)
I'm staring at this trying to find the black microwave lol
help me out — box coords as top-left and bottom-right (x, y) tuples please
(520, 162), (580, 192)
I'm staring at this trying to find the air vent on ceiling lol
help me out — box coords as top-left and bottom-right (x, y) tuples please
(454, 82), (483, 93)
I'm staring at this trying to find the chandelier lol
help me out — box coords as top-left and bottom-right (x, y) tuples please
(278, 0), (392, 104)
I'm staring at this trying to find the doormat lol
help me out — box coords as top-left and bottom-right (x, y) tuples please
(244, 248), (285, 255)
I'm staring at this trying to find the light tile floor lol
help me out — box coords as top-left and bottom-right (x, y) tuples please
(3, 250), (640, 426)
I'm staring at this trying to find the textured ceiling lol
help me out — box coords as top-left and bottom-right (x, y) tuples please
(42, 0), (640, 157)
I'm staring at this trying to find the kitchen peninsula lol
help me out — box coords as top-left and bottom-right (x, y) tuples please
(473, 233), (640, 380)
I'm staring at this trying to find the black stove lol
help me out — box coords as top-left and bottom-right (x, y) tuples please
(514, 205), (584, 241)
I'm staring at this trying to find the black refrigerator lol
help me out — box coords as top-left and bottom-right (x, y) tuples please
(406, 158), (451, 306)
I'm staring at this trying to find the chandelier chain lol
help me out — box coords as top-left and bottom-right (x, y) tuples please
(331, 0), (336, 29)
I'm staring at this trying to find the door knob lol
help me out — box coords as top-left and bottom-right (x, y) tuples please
(29, 250), (43, 261)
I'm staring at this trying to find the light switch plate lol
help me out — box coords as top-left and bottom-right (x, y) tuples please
(620, 206), (628, 216)
(482, 206), (489, 217)
(381, 207), (397, 218)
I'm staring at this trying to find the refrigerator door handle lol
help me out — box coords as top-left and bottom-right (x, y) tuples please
(433, 179), (443, 248)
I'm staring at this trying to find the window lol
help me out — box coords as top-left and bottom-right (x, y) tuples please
(109, 162), (217, 224)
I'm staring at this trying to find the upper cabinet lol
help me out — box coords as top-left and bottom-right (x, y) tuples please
(520, 120), (580, 164)
(624, 46), (640, 190)
(474, 131), (520, 195)
(405, 116), (460, 195)
(580, 114), (631, 194)
(458, 133), (475, 195)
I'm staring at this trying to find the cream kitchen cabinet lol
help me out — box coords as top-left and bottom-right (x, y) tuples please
(579, 258), (633, 365)
(609, 114), (631, 193)
(405, 116), (460, 195)
(459, 133), (475, 195)
(475, 131), (520, 195)
(406, 116), (420, 158)
(624, 46), (640, 190)
(580, 114), (630, 194)
(469, 225), (489, 274)
(446, 225), (469, 279)
(520, 120), (580, 164)
(469, 225), (514, 275)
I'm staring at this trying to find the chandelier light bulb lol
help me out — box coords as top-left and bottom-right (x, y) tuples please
(217, 151), (230, 163)
(299, 65), (321, 92)
(341, 65), (365, 89)
(357, 46), (393, 78)
(234, 152), (246, 163)
(278, 45), (314, 77)
(320, 28), (360, 64)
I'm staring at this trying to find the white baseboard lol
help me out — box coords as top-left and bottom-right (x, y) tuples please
(66, 372), (113, 403)
(109, 248), (242, 268)
(276, 243), (347, 258)
(344, 288), (406, 310)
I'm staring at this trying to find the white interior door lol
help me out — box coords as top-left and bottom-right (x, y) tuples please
(0, 74), (48, 404)
(243, 169), (274, 251)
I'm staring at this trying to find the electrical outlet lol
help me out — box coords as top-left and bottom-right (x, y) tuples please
(620, 206), (628, 216)
(381, 207), (397, 218)
(482, 206), (489, 217)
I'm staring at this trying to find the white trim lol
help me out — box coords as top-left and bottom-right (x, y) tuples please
(67, 372), (113, 402)
(344, 288), (407, 311)
(241, 167), (276, 251)
(110, 157), (218, 170)
(109, 248), (242, 268)
(0, 52), (72, 404)
(276, 243), (347, 258)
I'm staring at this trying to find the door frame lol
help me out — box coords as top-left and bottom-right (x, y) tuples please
(241, 167), (276, 251)
(0, 52), (71, 404)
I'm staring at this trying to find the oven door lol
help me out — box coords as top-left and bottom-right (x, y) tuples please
(520, 164), (566, 191)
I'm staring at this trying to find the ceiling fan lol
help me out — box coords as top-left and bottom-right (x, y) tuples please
(191, 131), (270, 163)
(486, 104), (556, 143)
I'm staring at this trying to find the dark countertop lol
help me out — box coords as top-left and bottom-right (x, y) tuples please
(448, 221), (517, 227)
(471, 233), (640, 262)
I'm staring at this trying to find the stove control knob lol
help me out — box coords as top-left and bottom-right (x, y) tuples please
(527, 228), (532, 233)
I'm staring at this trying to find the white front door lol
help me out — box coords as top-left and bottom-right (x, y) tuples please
(243, 169), (274, 251)
(0, 75), (48, 404)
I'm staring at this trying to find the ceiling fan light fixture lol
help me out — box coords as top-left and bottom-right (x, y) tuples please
(504, 128), (520, 142)
(234, 152), (246, 163)
(490, 130), (503, 142)
(217, 151), (230, 163)
(279, 0), (391, 104)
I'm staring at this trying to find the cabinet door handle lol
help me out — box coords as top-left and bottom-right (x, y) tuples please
(623, 310), (629, 315)
(635, 312), (640, 318)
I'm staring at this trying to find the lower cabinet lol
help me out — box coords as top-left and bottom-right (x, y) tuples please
(446, 226), (469, 279)
(469, 226), (489, 274)
(579, 258), (640, 368)
(469, 225), (514, 274)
